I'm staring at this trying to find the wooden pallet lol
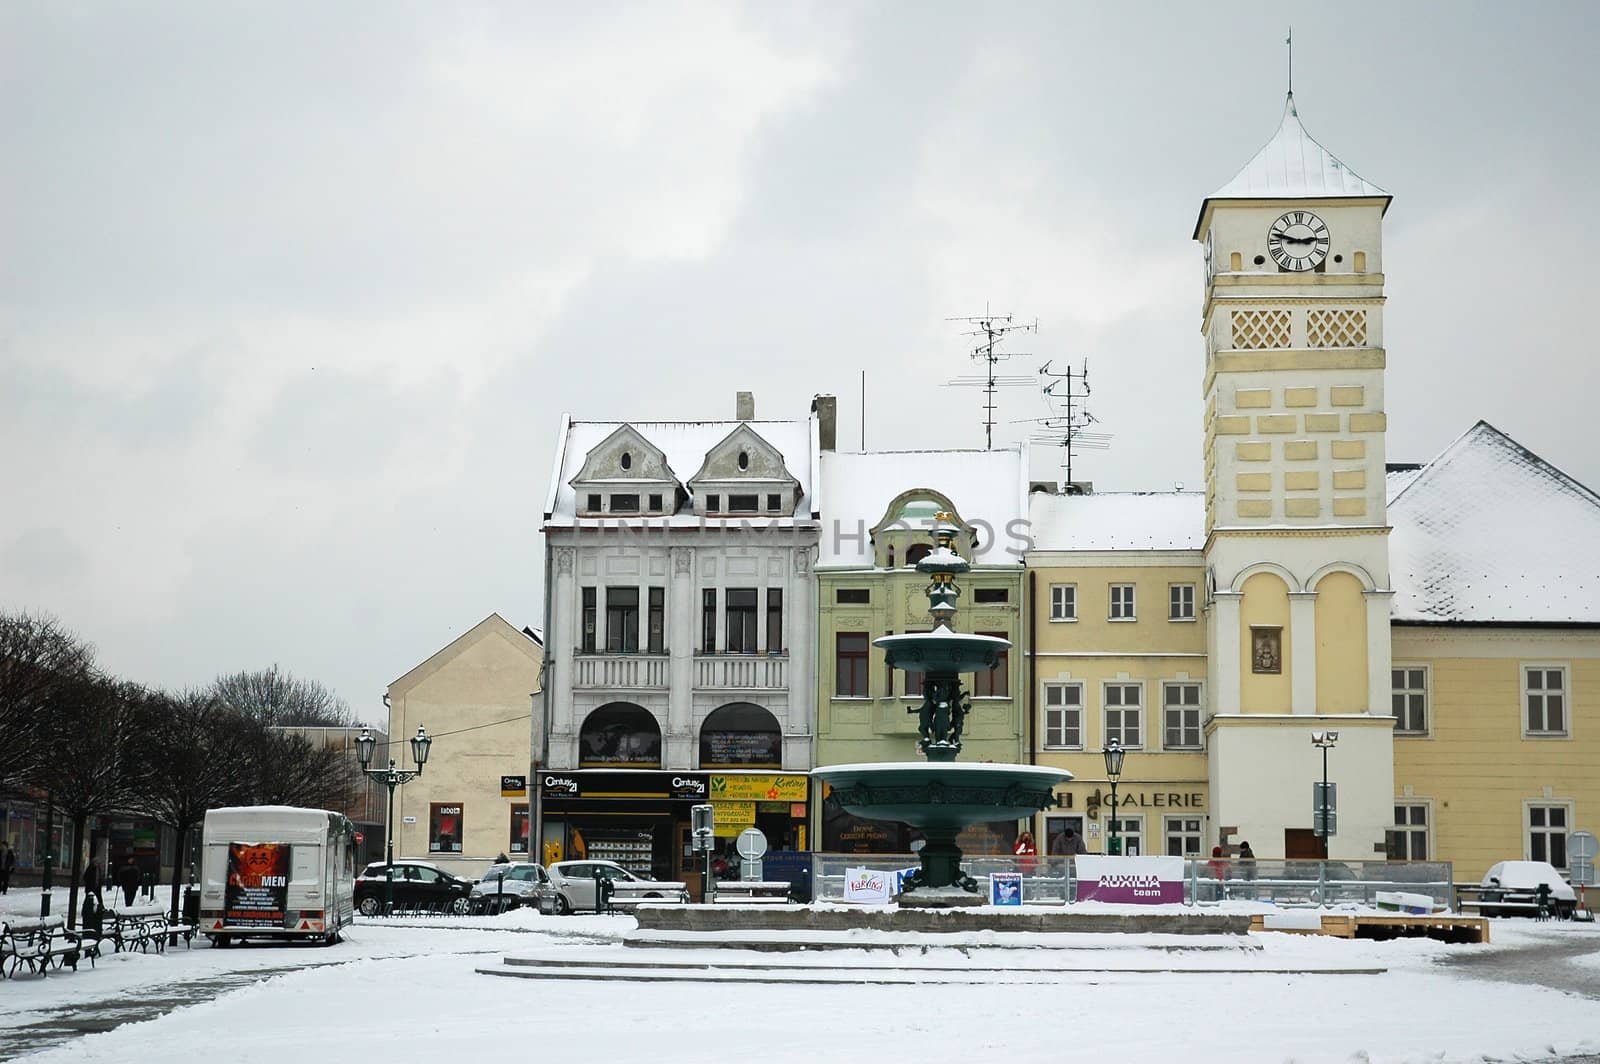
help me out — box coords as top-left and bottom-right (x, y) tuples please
(1250, 912), (1489, 944)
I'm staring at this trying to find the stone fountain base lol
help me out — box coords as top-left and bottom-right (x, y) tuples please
(633, 905), (1251, 937)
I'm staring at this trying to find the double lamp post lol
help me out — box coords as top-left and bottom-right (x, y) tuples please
(355, 724), (433, 916)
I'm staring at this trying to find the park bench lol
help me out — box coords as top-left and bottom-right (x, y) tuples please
(711, 881), (792, 904)
(0, 916), (100, 978)
(106, 903), (175, 954)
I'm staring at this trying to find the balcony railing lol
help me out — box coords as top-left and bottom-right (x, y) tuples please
(571, 654), (670, 689)
(694, 654), (788, 690)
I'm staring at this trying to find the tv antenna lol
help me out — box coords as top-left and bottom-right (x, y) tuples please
(944, 310), (1037, 449)
(1014, 358), (1111, 488)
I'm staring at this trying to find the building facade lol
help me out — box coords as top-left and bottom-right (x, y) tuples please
(537, 393), (819, 889)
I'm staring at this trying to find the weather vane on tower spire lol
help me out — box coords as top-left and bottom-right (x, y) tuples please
(1287, 27), (1293, 96)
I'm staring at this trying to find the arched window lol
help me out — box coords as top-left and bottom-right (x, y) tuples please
(579, 702), (661, 768)
(905, 543), (934, 567)
(699, 702), (781, 768)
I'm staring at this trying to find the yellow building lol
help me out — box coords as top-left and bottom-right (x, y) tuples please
(385, 613), (543, 876)
(1022, 93), (1598, 882)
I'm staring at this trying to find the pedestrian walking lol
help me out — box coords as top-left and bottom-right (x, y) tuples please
(116, 856), (141, 907)
(1052, 826), (1088, 856)
(1236, 841), (1257, 899)
(1208, 845), (1230, 901)
(0, 841), (15, 894)
(84, 860), (103, 905)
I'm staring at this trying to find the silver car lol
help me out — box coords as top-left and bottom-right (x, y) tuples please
(536, 860), (688, 914)
(469, 863), (549, 914)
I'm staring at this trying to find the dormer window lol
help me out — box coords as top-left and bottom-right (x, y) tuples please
(610, 494), (640, 513)
(728, 494), (759, 514)
(620, 451), (632, 471)
(586, 493), (602, 513)
(766, 493), (781, 512)
(648, 493), (664, 512)
(706, 494), (721, 513)
(738, 450), (750, 470)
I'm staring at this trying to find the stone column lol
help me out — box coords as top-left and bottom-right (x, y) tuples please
(1210, 592), (1242, 713)
(1364, 590), (1395, 716)
(549, 545), (577, 769)
(1289, 591), (1318, 715)
(785, 543), (817, 771)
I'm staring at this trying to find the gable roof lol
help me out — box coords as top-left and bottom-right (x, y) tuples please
(685, 422), (800, 488)
(1389, 422), (1600, 625)
(388, 613), (543, 692)
(545, 418), (815, 526)
(568, 423), (682, 487)
(1029, 492), (1206, 553)
(1194, 94), (1390, 238)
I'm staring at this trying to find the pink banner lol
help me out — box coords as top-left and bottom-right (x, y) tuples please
(1074, 855), (1185, 904)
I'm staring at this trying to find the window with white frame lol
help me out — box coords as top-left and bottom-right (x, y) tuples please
(1043, 683), (1083, 749)
(1109, 584), (1136, 620)
(1163, 682), (1202, 749)
(1391, 667), (1428, 734)
(1529, 804), (1570, 869)
(1524, 666), (1568, 736)
(1049, 584), (1077, 622)
(1107, 814), (1143, 856)
(1168, 584), (1196, 621)
(1104, 682), (1142, 747)
(1165, 817), (1203, 857)
(1387, 803), (1429, 860)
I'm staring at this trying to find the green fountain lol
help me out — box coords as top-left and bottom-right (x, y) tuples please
(813, 514), (1072, 899)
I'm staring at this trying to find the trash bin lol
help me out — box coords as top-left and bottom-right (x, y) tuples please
(183, 885), (200, 924)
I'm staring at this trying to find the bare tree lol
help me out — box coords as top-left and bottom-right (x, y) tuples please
(139, 690), (253, 931)
(0, 611), (95, 793)
(211, 665), (355, 727)
(238, 723), (358, 812)
(32, 674), (154, 929)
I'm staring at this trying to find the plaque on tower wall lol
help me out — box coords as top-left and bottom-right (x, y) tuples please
(1251, 626), (1282, 674)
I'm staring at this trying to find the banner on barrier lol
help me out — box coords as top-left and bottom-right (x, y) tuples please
(1074, 855), (1185, 904)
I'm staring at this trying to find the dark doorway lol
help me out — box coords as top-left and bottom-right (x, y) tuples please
(1284, 828), (1322, 859)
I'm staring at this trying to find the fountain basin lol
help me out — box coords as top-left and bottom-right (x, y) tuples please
(874, 627), (1011, 674)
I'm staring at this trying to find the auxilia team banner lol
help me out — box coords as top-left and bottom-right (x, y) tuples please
(225, 843), (291, 927)
(1074, 855), (1185, 904)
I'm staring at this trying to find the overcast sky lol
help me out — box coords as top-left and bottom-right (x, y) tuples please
(4, 2), (1595, 721)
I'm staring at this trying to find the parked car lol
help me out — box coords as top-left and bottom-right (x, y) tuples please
(469, 863), (549, 914)
(1480, 860), (1578, 918)
(536, 860), (688, 914)
(354, 860), (474, 916)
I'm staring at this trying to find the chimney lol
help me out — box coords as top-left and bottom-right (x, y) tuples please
(736, 391), (755, 421)
(811, 394), (837, 452)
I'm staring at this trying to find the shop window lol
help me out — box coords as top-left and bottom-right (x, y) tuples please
(579, 702), (661, 767)
(699, 702), (781, 767)
(1165, 817), (1203, 857)
(429, 803), (463, 853)
(1050, 584), (1076, 621)
(510, 805), (530, 854)
(836, 633), (869, 697)
(606, 587), (639, 653)
(726, 589), (758, 653)
(1391, 667), (1428, 734)
(971, 632), (1008, 697)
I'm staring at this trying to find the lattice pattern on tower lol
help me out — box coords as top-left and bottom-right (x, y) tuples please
(1306, 309), (1367, 348)
(1230, 309), (1292, 349)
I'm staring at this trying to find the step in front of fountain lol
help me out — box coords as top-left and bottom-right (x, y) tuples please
(633, 905), (1252, 937)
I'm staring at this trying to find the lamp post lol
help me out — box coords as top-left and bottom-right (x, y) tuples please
(355, 725), (432, 916)
(1310, 730), (1339, 860)
(1102, 739), (1126, 856)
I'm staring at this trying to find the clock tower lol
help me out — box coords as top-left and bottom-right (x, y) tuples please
(1195, 93), (1397, 861)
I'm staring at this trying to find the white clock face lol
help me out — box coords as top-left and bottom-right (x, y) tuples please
(1268, 210), (1330, 271)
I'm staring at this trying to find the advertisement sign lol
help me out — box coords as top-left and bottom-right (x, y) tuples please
(224, 843), (290, 927)
(843, 867), (892, 904)
(501, 775), (527, 797)
(669, 775), (709, 800)
(711, 775), (808, 802)
(990, 872), (1023, 906)
(1074, 855), (1185, 904)
(700, 731), (781, 767)
(429, 804), (463, 853)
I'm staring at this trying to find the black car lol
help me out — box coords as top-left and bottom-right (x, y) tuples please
(355, 860), (473, 916)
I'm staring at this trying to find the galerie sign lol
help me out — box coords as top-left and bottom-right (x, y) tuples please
(1074, 855), (1185, 904)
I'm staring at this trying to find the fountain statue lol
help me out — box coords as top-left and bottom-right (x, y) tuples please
(813, 514), (1072, 899)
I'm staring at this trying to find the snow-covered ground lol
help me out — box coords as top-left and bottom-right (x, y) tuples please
(4, 889), (1599, 1063)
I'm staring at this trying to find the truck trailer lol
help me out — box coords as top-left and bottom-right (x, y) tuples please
(200, 805), (356, 946)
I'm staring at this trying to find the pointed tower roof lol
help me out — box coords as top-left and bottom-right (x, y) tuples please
(1193, 94), (1390, 238)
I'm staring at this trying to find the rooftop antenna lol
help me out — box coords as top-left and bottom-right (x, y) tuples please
(944, 307), (1037, 449)
(1014, 358), (1111, 489)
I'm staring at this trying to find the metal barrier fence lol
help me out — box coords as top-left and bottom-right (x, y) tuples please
(810, 854), (1453, 909)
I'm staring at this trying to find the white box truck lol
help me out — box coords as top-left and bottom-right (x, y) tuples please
(200, 806), (356, 946)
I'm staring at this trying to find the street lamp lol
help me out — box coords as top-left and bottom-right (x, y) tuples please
(355, 725), (433, 915)
(1310, 730), (1339, 860)
(1102, 739), (1126, 856)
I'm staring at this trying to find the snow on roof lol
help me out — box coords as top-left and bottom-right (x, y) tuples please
(546, 419), (814, 526)
(1389, 422), (1600, 625)
(1194, 94), (1389, 237)
(1385, 466), (1425, 503)
(1028, 492), (1205, 553)
(817, 449), (1025, 567)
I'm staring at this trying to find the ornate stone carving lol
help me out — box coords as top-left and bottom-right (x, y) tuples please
(556, 548), (575, 575)
(673, 549), (692, 575)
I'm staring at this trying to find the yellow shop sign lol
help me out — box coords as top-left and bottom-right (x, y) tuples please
(709, 800), (756, 823)
(710, 775), (809, 802)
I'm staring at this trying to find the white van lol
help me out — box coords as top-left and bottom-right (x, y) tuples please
(200, 806), (356, 946)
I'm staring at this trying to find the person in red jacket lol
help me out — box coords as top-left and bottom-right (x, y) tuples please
(1014, 831), (1038, 875)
